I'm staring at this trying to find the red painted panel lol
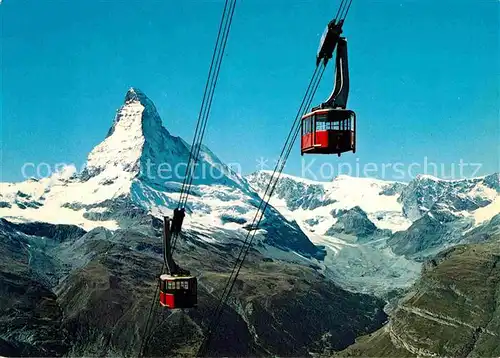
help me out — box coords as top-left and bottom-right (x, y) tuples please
(301, 133), (314, 150)
(165, 294), (175, 309)
(159, 291), (176, 308)
(315, 131), (330, 148)
(159, 291), (167, 306)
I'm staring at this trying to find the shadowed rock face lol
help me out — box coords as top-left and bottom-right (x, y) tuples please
(399, 174), (498, 222)
(0, 219), (386, 357)
(337, 231), (500, 358)
(388, 213), (500, 261)
(327, 206), (385, 238)
(0, 219), (70, 356)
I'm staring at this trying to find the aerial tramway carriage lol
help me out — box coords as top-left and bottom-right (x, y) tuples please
(158, 209), (197, 309)
(301, 20), (356, 156)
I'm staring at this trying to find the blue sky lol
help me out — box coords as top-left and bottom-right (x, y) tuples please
(1, 0), (499, 183)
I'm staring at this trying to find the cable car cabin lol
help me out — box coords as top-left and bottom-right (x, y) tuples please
(159, 274), (197, 309)
(301, 108), (356, 156)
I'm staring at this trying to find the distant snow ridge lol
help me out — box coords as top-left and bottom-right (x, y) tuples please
(245, 170), (499, 295)
(246, 171), (412, 234)
(246, 171), (500, 236)
(400, 173), (499, 221)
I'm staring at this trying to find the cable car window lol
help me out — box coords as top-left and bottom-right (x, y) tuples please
(316, 117), (325, 131)
(316, 113), (332, 131)
(317, 121), (323, 131)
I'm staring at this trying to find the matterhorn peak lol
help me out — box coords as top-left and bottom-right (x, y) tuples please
(107, 87), (166, 137)
(81, 88), (246, 189)
(84, 87), (171, 178)
(124, 87), (153, 107)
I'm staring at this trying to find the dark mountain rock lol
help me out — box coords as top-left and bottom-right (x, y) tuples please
(338, 231), (500, 357)
(0, 218), (386, 357)
(379, 182), (406, 196)
(461, 213), (500, 245)
(259, 209), (326, 260)
(399, 175), (495, 221)
(247, 172), (337, 211)
(483, 173), (500, 192)
(326, 206), (389, 240)
(388, 209), (474, 260)
(10, 220), (87, 243)
(0, 220), (69, 356)
(0, 201), (12, 208)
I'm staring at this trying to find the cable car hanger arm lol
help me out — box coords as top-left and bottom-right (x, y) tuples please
(316, 19), (344, 66)
(316, 37), (349, 110)
(163, 216), (190, 276)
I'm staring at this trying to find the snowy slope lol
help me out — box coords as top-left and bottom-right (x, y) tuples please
(399, 173), (499, 222)
(245, 170), (499, 294)
(246, 171), (499, 236)
(0, 88), (251, 230)
(245, 172), (420, 295)
(0, 88), (322, 261)
(246, 171), (412, 234)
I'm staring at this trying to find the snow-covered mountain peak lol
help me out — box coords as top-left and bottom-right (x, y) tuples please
(400, 172), (499, 221)
(125, 87), (151, 104)
(82, 88), (246, 190)
(84, 88), (168, 178)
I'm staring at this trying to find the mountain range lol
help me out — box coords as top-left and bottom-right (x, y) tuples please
(0, 88), (498, 356)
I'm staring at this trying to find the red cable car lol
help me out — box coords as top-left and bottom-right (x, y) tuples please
(301, 27), (356, 157)
(301, 108), (356, 156)
(159, 274), (197, 309)
(158, 214), (197, 309)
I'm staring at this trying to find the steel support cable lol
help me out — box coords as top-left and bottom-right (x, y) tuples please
(339, 0), (353, 22)
(195, 1), (351, 353)
(196, 64), (325, 357)
(334, 0), (348, 22)
(179, 0), (237, 209)
(138, 262), (165, 358)
(140, 2), (237, 355)
(177, 0), (232, 206)
(178, 0), (237, 209)
(206, 64), (322, 315)
(199, 0), (353, 355)
(227, 65), (327, 294)
(197, 66), (325, 357)
(173, 0), (236, 258)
